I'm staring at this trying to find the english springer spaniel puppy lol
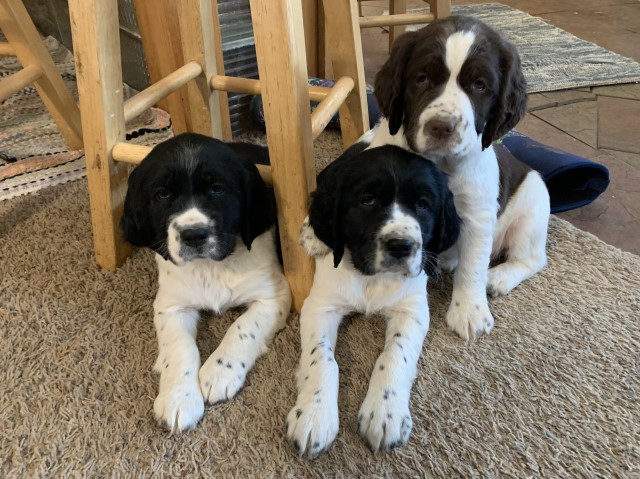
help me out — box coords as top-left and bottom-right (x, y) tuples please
(286, 145), (459, 456)
(121, 133), (291, 433)
(366, 15), (550, 340)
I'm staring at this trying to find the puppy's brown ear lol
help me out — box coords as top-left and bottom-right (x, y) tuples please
(374, 31), (418, 135)
(482, 39), (528, 149)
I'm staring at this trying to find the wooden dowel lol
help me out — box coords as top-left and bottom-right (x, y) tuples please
(0, 64), (42, 101)
(359, 13), (434, 28)
(0, 42), (15, 56)
(310, 76), (354, 140)
(111, 141), (273, 185)
(211, 74), (331, 102)
(124, 61), (202, 123)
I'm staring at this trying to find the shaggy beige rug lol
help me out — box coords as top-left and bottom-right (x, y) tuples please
(0, 132), (639, 477)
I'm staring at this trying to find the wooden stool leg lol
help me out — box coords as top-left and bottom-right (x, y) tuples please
(175, 0), (229, 140)
(249, 0), (316, 312)
(69, 0), (131, 270)
(389, 0), (407, 50)
(0, 0), (83, 149)
(427, 0), (451, 19)
(322, 0), (368, 148)
(134, 0), (232, 140)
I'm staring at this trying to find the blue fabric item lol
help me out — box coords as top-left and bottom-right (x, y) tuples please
(501, 131), (610, 213)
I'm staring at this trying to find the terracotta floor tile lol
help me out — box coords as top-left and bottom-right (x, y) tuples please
(597, 96), (640, 153)
(531, 101), (599, 148)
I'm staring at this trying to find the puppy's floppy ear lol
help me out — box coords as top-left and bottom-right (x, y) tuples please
(238, 149), (275, 250)
(425, 180), (460, 255)
(482, 39), (528, 150)
(120, 165), (155, 248)
(308, 161), (347, 268)
(374, 31), (418, 136)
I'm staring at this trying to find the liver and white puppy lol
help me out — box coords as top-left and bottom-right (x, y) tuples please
(286, 145), (459, 456)
(367, 15), (550, 340)
(121, 133), (291, 433)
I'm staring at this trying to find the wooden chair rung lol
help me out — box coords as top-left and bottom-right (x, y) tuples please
(310, 75), (354, 140)
(111, 141), (273, 185)
(124, 61), (202, 123)
(0, 41), (15, 56)
(210, 74), (331, 103)
(0, 63), (42, 101)
(359, 13), (434, 28)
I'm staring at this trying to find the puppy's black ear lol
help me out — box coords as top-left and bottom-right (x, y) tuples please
(374, 31), (418, 135)
(482, 39), (528, 149)
(121, 165), (155, 248)
(426, 183), (460, 255)
(308, 161), (346, 267)
(239, 150), (275, 250)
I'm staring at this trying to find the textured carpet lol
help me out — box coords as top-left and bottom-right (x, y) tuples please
(401, 3), (640, 93)
(0, 35), (172, 201)
(1, 129), (639, 477)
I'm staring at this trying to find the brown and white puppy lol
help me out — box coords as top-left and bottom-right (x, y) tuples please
(365, 15), (550, 339)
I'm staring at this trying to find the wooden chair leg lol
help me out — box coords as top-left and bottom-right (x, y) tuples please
(427, 0), (451, 19)
(0, 0), (83, 149)
(69, 0), (130, 270)
(389, 0), (407, 51)
(322, 0), (368, 148)
(249, 0), (316, 312)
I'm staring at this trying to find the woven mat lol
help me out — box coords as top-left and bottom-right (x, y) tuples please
(1, 126), (639, 476)
(0, 35), (172, 201)
(399, 3), (640, 93)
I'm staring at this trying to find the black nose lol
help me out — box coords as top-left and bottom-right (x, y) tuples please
(181, 227), (210, 248)
(426, 118), (457, 139)
(384, 238), (415, 259)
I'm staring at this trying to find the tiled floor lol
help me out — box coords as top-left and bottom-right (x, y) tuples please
(359, 0), (640, 254)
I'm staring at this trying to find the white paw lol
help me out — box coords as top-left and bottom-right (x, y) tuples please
(445, 297), (494, 340)
(199, 355), (248, 404)
(299, 217), (331, 258)
(286, 389), (339, 458)
(487, 265), (518, 296)
(358, 388), (412, 452)
(154, 380), (204, 433)
(438, 248), (459, 272)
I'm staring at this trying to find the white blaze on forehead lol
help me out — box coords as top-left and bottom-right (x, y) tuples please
(444, 30), (477, 79)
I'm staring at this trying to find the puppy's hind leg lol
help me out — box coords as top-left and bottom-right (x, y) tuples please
(488, 172), (550, 296)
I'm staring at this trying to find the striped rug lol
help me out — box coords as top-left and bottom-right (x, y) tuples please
(0, 35), (172, 201)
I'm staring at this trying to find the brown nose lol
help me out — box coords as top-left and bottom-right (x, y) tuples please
(425, 118), (457, 139)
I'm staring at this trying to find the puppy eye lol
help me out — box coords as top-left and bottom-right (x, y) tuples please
(416, 74), (430, 87)
(210, 184), (225, 195)
(471, 79), (487, 92)
(361, 193), (375, 206)
(155, 188), (171, 200)
(416, 197), (430, 210)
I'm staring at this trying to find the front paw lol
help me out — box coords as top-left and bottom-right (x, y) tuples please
(358, 388), (412, 452)
(445, 297), (494, 340)
(154, 380), (204, 433)
(199, 355), (247, 404)
(286, 391), (339, 458)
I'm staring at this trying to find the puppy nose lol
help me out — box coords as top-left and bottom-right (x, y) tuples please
(426, 117), (456, 139)
(384, 238), (415, 259)
(181, 227), (209, 248)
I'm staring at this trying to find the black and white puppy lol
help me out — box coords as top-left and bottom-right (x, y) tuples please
(367, 15), (550, 340)
(286, 145), (459, 456)
(121, 133), (291, 433)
